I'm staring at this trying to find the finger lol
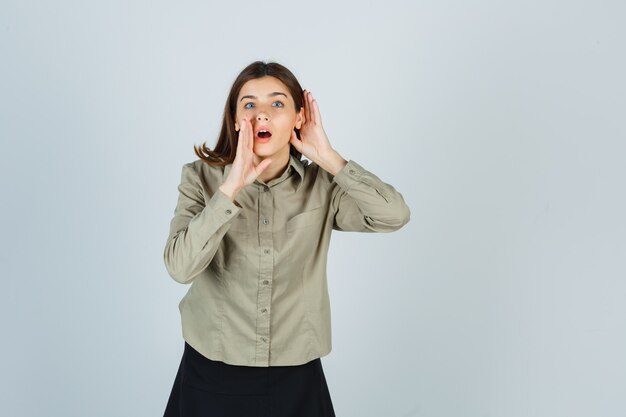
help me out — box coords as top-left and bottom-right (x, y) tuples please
(307, 91), (318, 125)
(311, 95), (322, 125)
(303, 89), (311, 126)
(239, 119), (247, 154)
(236, 119), (244, 156)
(308, 91), (314, 124)
(246, 118), (254, 152)
(240, 118), (251, 155)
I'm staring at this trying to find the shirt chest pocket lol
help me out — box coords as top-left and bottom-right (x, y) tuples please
(286, 207), (327, 268)
(286, 207), (326, 232)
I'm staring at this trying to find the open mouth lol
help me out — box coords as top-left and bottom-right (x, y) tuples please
(257, 130), (272, 139)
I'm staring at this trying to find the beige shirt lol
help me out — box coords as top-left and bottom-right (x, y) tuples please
(163, 154), (410, 366)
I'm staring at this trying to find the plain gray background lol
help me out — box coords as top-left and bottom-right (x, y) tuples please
(1, 1), (625, 416)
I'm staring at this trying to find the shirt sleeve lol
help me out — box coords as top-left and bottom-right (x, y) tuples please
(163, 162), (242, 284)
(328, 159), (411, 232)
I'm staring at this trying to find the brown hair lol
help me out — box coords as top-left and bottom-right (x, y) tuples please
(194, 61), (305, 166)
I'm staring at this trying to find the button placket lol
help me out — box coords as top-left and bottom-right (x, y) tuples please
(255, 185), (274, 365)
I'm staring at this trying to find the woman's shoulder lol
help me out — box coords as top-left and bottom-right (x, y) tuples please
(184, 158), (224, 171)
(179, 158), (226, 186)
(302, 158), (336, 190)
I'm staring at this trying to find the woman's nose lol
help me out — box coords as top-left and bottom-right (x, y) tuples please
(256, 112), (269, 121)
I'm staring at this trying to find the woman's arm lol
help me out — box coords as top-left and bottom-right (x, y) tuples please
(163, 163), (242, 284)
(164, 116), (271, 284)
(324, 155), (410, 232)
(290, 89), (410, 232)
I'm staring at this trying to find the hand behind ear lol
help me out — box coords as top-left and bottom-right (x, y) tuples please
(291, 90), (333, 162)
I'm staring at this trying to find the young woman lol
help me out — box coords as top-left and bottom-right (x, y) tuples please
(162, 61), (410, 417)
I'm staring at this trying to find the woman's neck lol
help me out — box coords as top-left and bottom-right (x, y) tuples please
(255, 151), (290, 183)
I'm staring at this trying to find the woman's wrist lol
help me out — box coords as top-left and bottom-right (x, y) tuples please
(317, 148), (348, 177)
(219, 182), (241, 201)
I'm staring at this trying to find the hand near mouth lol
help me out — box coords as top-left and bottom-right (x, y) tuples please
(219, 117), (272, 200)
(291, 90), (347, 176)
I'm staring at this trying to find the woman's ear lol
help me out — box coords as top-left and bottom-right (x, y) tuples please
(295, 106), (304, 130)
(234, 121), (239, 132)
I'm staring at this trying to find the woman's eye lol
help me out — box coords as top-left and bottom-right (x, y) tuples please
(243, 101), (283, 109)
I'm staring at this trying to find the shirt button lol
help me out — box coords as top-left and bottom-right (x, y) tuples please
(261, 308), (267, 313)
(263, 219), (269, 225)
(264, 249), (270, 254)
(263, 280), (269, 285)
(225, 209), (232, 215)
(261, 337), (267, 342)
(349, 169), (355, 175)
(264, 186), (269, 192)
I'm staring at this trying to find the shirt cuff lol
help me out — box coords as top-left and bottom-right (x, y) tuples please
(205, 187), (243, 225)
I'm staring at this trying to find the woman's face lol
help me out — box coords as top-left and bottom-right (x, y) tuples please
(234, 76), (303, 163)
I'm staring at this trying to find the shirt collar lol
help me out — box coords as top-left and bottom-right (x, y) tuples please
(222, 153), (305, 191)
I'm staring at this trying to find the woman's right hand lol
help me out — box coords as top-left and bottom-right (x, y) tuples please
(219, 118), (272, 201)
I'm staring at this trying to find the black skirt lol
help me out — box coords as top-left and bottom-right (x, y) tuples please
(163, 341), (336, 417)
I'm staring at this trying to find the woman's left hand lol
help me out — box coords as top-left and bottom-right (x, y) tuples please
(290, 90), (334, 163)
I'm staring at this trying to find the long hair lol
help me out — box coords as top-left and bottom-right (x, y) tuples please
(194, 61), (305, 166)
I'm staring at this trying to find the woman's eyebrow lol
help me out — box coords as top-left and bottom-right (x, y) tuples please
(240, 92), (288, 102)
